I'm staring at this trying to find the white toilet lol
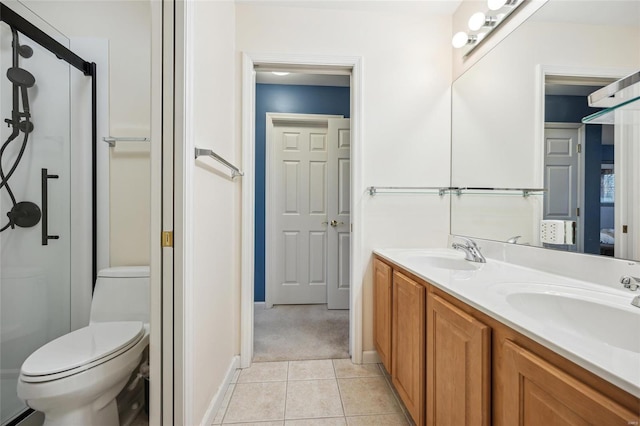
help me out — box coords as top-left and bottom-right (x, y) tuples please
(17, 266), (150, 426)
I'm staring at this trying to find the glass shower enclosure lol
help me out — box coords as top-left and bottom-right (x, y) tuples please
(0, 3), (96, 424)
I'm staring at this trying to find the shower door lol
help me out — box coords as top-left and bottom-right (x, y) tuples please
(0, 16), (72, 425)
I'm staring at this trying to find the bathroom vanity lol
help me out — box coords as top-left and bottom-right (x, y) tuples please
(373, 249), (640, 426)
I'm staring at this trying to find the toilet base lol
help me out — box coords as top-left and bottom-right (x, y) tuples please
(42, 398), (118, 426)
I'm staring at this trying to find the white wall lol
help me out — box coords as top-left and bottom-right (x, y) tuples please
(236, 3), (453, 352)
(24, 1), (152, 267)
(188, 1), (240, 424)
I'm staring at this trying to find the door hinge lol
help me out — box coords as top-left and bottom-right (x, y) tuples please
(577, 144), (582, 154)
(576, 207), (580, 217)
(623, 225), (628, 234)
(162, 231), (174, 247)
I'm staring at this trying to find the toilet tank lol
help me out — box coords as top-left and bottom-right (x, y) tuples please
(89, 266), (150, 324)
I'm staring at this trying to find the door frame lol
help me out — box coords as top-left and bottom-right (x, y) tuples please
(241, 53), (364, 368)
(265, 113), (345, 309)
(537, 65), (635, 258)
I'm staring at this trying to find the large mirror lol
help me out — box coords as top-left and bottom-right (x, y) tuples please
(451, 0), (640, 261)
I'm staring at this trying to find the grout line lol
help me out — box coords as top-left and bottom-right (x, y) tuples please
(283, 361), (289, 421)
(333, 360), (348, 418)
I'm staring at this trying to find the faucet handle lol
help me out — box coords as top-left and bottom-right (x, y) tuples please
(620, 276), (640, 291)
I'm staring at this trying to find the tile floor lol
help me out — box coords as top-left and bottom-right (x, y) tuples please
(212, 359), (414, 425)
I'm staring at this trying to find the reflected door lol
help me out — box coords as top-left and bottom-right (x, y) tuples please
(544, 125), (581, 250)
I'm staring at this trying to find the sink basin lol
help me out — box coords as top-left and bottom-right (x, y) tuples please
(395, 249), (482, 271)
(506, 291), (640, 353)
(404, 256), (480, 271)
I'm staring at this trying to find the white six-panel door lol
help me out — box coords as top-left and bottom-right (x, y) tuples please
(268, 115), (350, 308)
(327, 118), (351, 310)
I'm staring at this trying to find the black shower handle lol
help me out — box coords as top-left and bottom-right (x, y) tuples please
(41, 168), (59, 245)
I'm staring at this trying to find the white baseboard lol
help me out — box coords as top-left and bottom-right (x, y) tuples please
(201, 355), (240, 426)
(362, 350), (381, 364)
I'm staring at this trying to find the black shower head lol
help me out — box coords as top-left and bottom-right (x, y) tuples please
(6, 67), (35, 88)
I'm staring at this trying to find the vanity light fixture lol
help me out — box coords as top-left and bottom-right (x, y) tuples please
(468, 12), (497, 31)
(452, 0), (522, 54)
(452, 31), (478, 49)
(488, 0), (518, 11)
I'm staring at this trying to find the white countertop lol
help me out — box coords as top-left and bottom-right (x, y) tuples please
(374, 247), (640, 398)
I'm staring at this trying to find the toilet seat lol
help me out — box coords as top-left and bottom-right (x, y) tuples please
(20, 321), (144, 383)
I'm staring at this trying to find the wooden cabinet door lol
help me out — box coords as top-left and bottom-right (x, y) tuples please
(392, 271), (425, 425)
(501, 340), (639, 426)
(426, 293), (491, 426)
(373, 258), (392, 373)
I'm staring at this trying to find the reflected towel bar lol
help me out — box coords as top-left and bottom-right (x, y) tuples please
(367, 186), (546, 197)
(103, 136), (150, 147)
(194, 147), (244, 178)
(367, 186), (450, 196)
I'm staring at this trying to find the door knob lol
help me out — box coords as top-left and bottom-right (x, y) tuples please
(330, 220), (344, 227)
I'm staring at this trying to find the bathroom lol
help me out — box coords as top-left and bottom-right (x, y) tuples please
(1, 0), (639, 425)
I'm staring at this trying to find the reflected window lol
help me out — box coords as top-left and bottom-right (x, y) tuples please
(600, 164), (614, 204)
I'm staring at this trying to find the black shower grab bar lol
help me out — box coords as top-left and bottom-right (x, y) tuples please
(41, 168), (59, 245)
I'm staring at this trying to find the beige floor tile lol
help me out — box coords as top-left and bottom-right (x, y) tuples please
(288, 360), (335, 381)
(237, 361), (288, 383)
(346, 414), (409, 425)
(337, 377), (401, 416)
(286, 418), (347, 425)
(213, 384), (235, 424)
(223, 382), (286, 423)
(332, 360), (382, 378)
(225, 423), (284, 426)
(285, 380), (344, 419)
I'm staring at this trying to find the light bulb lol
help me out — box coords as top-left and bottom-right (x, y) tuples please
(272, 71), (290, 76)
(488, 0), (507, 11)
(468, 12), (487, 31)
(452, 31), (470, 48)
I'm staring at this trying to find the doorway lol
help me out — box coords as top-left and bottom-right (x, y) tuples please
(543, 71), (621, 256)
(240, 54), (364, 368)
(255, 74), (351, 361)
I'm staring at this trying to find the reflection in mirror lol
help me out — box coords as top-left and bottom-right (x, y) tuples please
(451, 0), (640, 261)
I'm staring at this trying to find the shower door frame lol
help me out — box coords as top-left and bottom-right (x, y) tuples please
(0, 2), (97, 283)
(0, 3), (97, 425)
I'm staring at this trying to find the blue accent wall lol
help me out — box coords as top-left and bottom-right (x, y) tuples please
(254, 84), (350, 302)
(545, 95), (600, 123)
(545, 95), (604, 255)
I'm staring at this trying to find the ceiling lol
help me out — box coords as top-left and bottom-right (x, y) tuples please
(236, 0), (463, 16)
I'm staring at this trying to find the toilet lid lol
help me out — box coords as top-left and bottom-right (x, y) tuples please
(21, 321), (144, 379)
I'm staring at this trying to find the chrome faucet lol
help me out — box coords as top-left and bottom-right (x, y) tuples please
(506, 235), (521, 244)
(620, 276), (640, 291)
(452, 237), (486, 263)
